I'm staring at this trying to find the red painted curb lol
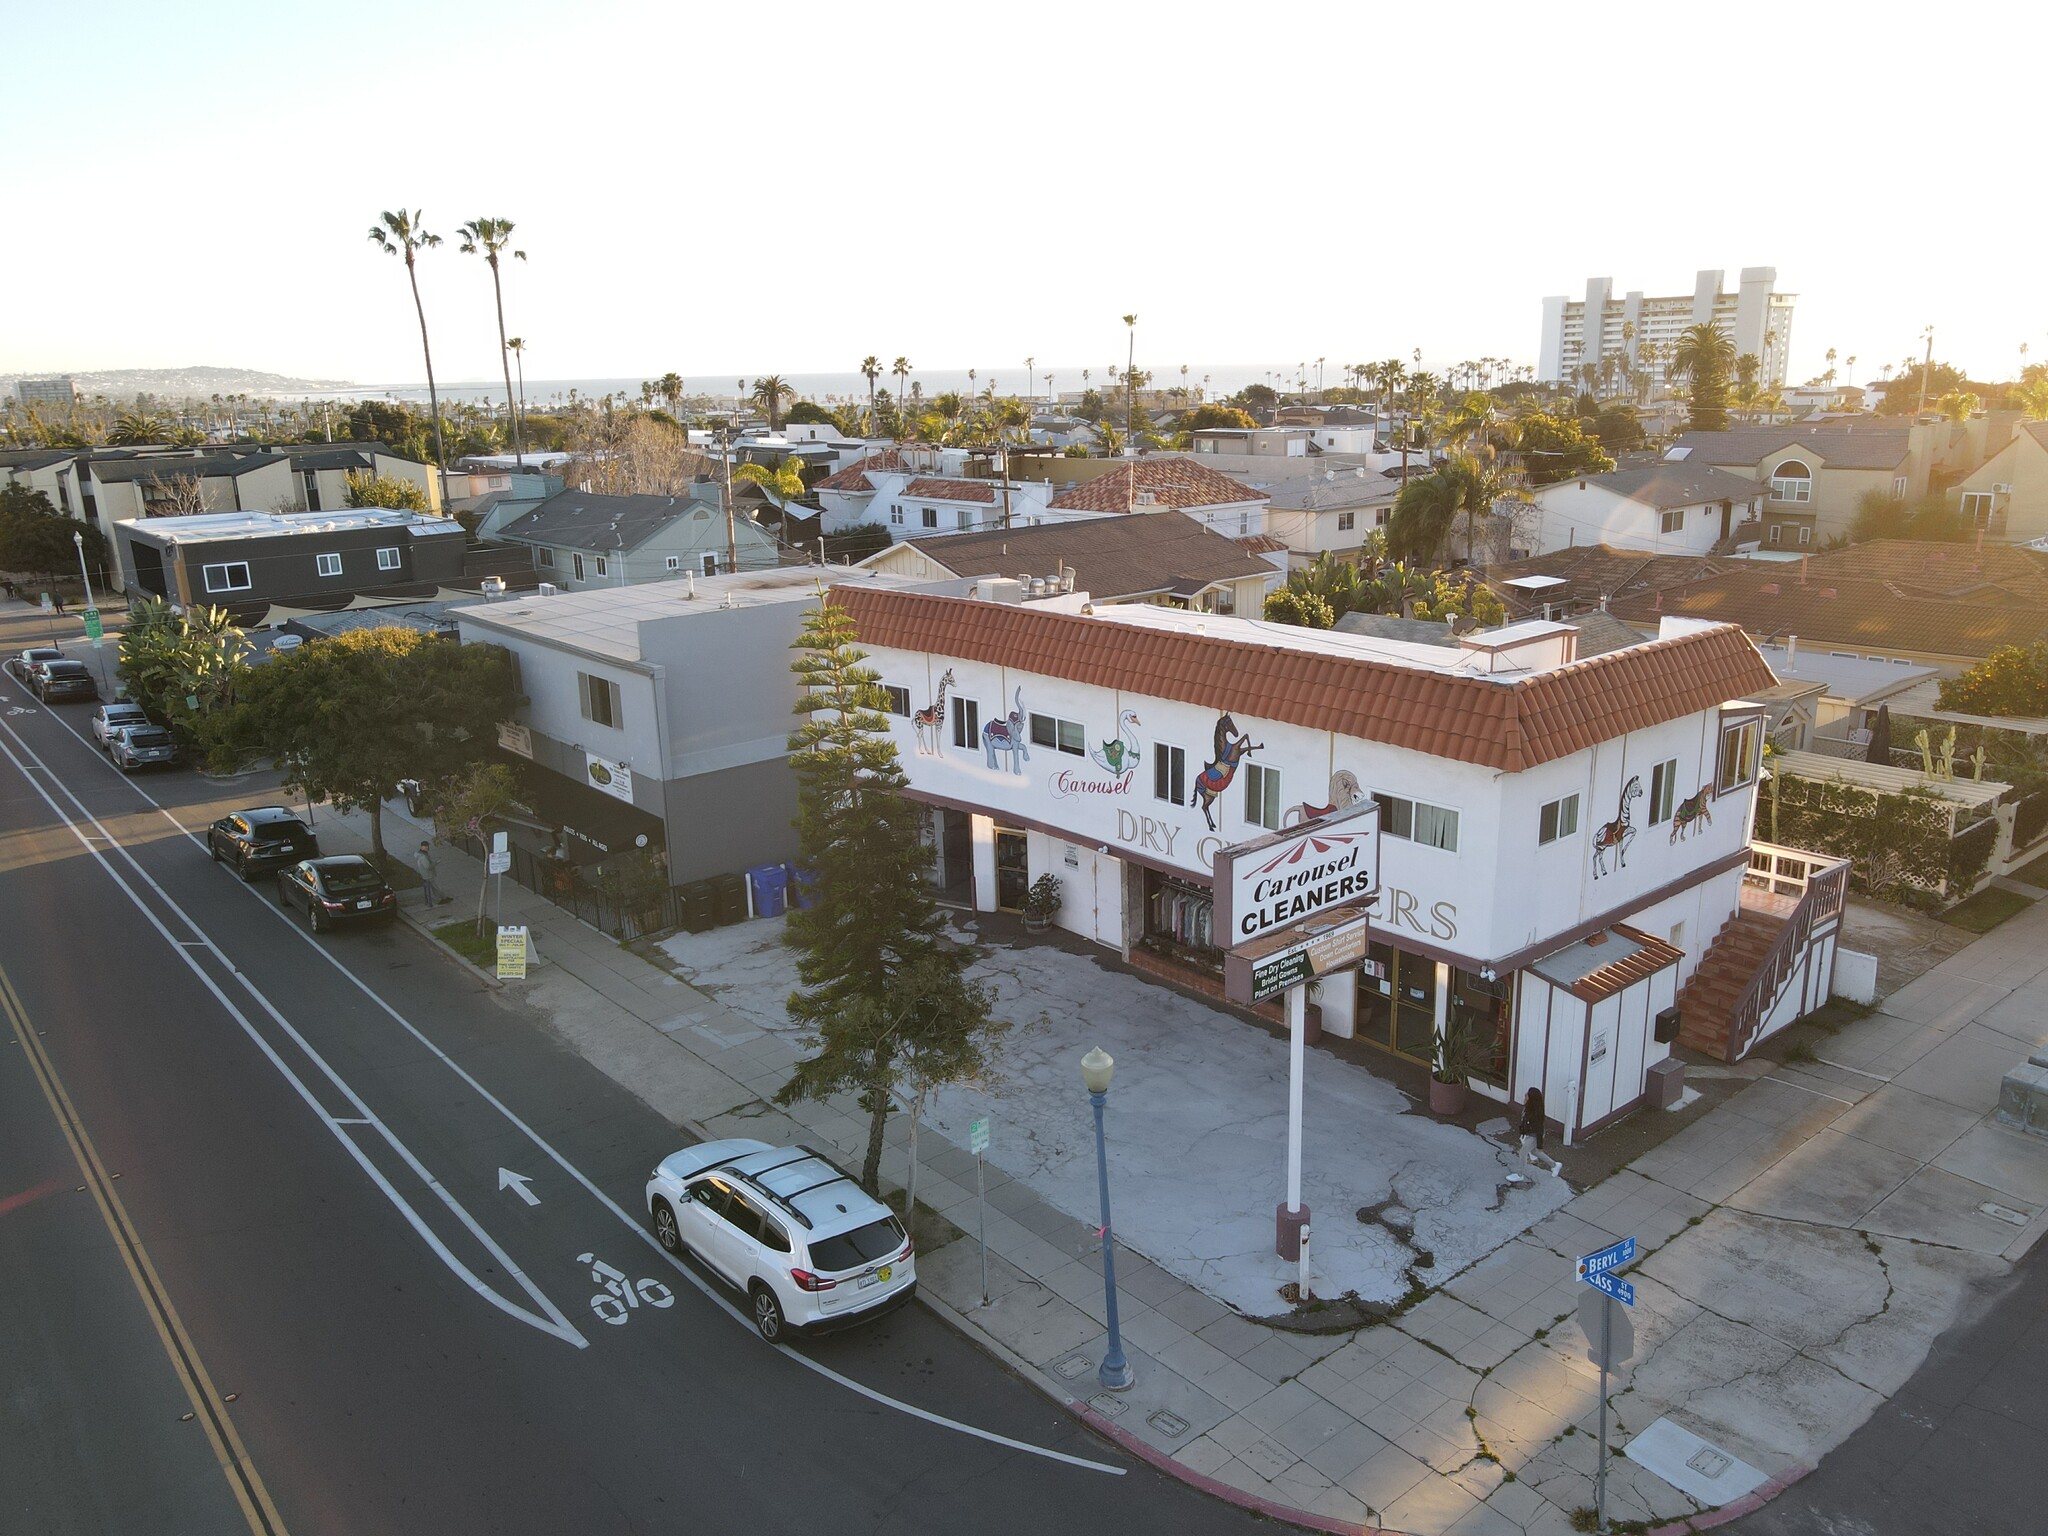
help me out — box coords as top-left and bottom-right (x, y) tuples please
(1643, 1462), (1813, 1534)
(1070, 1399), (1418, 1535)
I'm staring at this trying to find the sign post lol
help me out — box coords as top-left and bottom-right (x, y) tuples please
(489, 830), (511, 932)
(1576, 1236), (1638, 1529)
(968, 1116), (991, 1306)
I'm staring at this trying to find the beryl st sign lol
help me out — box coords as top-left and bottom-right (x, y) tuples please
(1212, 799), (1380, 947)
(1576, 1236), (1637, 1306)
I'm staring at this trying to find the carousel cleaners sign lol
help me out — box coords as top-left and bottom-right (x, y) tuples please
(1212, 800), (1381, 945)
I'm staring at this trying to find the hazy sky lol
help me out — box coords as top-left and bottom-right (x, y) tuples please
(6, 0), (2042, 391)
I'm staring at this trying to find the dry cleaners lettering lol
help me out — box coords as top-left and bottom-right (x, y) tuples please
(1240, 846), (1373, 938)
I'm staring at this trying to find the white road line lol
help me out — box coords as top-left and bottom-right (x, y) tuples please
(7, 674), (1125, 1476)
(0, 715), (586, 1350)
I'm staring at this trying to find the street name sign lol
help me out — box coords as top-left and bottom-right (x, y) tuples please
(1576, 1236), (1637, 1306)
(1581, 1268), (1636, 1306)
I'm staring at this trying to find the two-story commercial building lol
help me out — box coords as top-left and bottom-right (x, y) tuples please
(833, 583), (1840, 1136)
(118, 508), (467, 611)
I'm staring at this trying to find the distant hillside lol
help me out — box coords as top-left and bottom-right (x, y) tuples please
(1, 365), (356, 400)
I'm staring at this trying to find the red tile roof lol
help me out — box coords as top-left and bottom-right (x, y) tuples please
(815, 448), (917, 494)
(1237, 534), (1291, 555)
(1548, 924), (1685, 1002)
(1048, 458), (1265, 513)
(901, 477), (997, 504)
(829, 586), (1775, 772)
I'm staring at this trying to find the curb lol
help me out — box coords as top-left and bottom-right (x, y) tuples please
(1644, 1464), (1813, 1534)
(396, 906), (505, 990)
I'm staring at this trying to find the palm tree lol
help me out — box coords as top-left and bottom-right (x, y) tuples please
(1122, 315), (1137, 457)
(656, 370), (684, 419)
(458, 217), (527, 464)
(751, 375), (795, 430)
(891, 358), (911, 436)
(1671, 322), (1736, 431)
(859, 356), (881, 433)
(366, 208), (447, 479)
(1825, 346), (1838, 387)
(507, 339), (532, 447)
(1024, 356), (1036, 401)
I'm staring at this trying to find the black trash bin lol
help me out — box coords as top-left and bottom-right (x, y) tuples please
(709, 872), (748, 927)
(680, 880), (716, 934)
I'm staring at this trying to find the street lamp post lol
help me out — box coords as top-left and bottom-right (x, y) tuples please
(1080, 1046), (1133, 1392)
(72, 530), (110, 694)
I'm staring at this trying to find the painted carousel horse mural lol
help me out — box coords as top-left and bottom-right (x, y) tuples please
(912, 668), (954, 755)
(1091, 710), (1142, 776)
(1591, 775), (1641, 878)
(1283, 769), (1363, 827)
(982, 687), (1029, 773)
(1190, 714), (1263, 831)
(1669, 784), (1714, 841)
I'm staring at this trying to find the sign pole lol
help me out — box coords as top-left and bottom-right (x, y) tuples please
(976, 1148), (988, 1307)
(1597, 1295), (1611, 1528)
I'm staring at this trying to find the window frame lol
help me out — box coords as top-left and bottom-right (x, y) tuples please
(921, 507), (939, 529)
(1373, 792), (1460, 852)
(201, 561), (251, 593)
(537, 548), (555, 568)
(376, 546), (402, 571)
(1028, 712), (1085, 756)
(1658, 508), (1684, 534)
(315, 551), (343, 578)
(1243, 761), (1282, 832)
(572, 553), (586, 581)
(665, 555), (681, 571)
(1336, 510), (1355, 532)
(1648, 757), (1678, 824)
(1961, 490), (1995, 527)
(889, 503), (904, 525)
(883, 685), (910, 718)
(1153, 742), (1186, 804)
(1716, 716), (1762, 793)
(595, 555), (609, 577)
(1538, 793), (1580, 846)
(579, 671), (622, 730)
(1767, 460), (1812, 503)
(951, 696), (979, 750)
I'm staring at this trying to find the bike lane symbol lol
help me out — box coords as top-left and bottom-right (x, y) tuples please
(578, 1252), (675, 1325)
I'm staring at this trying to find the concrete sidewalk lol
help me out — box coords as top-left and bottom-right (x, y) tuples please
(314, 797), (2048, 1535)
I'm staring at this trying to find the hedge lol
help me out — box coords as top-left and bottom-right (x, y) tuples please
(1948, 816), (1998, 894)
(1771, 773), (1956, 900)
(2013, 788), (2048, 852)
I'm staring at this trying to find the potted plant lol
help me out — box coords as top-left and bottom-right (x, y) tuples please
(1429, 1021), (1471, 1116)
(1021, 873), (1063, 931)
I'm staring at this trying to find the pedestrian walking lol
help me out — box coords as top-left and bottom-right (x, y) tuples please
(1520, 1087), (1561, 1177)
(414, 839), (448, 907)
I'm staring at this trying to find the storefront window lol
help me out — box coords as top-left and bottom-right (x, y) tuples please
(1357, 940), (1439, 1064)
(1142, 869), (1218, 969)
(1451, 968), (1512, 1087)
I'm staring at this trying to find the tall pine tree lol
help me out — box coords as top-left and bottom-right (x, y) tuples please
(775, 594), (991, 1196)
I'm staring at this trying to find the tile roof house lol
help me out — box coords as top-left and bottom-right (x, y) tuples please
(856, 509), (1278, 615)
(499, 489), (779, 588)
(1605, 538), (2048, 667)
(1045, 459), (1269, 540)
(1532, 463), (1766, 557)
(1666, 422), (1948, 546)
(1483, 543), (1742, 621)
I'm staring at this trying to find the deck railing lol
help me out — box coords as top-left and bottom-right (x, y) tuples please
(1732, 845), (1851, 1057)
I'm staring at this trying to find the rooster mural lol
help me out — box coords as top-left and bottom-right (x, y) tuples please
(1091, 711), (1142, 776)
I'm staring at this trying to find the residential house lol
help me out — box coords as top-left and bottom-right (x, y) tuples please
(1044, 459), (1270, 540)
(1605, 539), (2048, 671)
(498, 489), (780, 589)
(1664, 423), (1945, 546)
(450, 568), (935, 883)
(839, 581), (1843, 1122)
(117, 508), (466, 614)
(869, 476), (1056, 541)
(1531, 463), (1766, 556)
(0, 449), (87, 519)
(1261, 467), (1403, 564)
(1336, 608), (1651, 659)
(282, 444), (438, 514)
(1949, 421), (2048, 543)
(1482, 543), (1743, 624)
(88, 452), (298, 590)
(855, 509), (1278, 615)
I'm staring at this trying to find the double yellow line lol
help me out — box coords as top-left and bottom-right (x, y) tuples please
(2, 960), (289, 1536)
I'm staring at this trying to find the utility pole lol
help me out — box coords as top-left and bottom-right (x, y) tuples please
(722, 427), (737, 575)
(1914, 325), (1935, 419)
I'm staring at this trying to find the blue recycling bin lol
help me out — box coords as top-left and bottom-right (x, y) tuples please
(785, 864), (820, 910)
(746, 863), (789, 919)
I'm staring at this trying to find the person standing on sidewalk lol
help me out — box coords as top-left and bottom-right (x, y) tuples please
(1520, 1087), (1561, 1177)
(414, 839), (448, 907)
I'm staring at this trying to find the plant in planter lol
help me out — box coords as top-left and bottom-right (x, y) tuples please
(1021, 873), (1064, 931)
(1429, 1021), (1472, 1116)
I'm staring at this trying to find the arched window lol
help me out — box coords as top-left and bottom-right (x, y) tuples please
(1769, 459), (1812, 503)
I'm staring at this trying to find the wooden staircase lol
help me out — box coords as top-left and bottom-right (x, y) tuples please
(1675, 909), (1788, 1060)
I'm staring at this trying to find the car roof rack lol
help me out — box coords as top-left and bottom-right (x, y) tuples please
(712, 1145), (864, 1231)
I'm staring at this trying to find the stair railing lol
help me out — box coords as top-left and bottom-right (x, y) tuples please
(1729, 855), (1850, 1058)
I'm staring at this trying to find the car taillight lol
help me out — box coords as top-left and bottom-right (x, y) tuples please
(321, 899), (345, 911)
(789, 1268), (837, 1292)
(380, 893), (396, 904)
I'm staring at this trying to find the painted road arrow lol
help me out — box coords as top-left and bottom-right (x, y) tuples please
(498, 1167), (540, 1206)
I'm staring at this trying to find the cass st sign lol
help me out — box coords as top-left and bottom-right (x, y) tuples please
(1213, 799), (1380, 946)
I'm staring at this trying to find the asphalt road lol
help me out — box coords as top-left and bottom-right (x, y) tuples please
(1731, 1240), (2045, 1536)
(0, 627), (1272, 1535)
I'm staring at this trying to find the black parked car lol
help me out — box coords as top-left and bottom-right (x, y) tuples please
(276, 856), (398, 931)
(207, 807), (320, 881)
(31, 660), (98, 703)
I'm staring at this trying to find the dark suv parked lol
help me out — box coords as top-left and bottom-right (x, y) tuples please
(207, 807), (320, 881)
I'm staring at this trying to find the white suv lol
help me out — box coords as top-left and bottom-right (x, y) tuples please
(646, 1139), (916, 1341)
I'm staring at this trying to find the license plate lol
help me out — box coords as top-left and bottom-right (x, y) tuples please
(356, 900), (372, 909)
(860, 1265), (892, 1289)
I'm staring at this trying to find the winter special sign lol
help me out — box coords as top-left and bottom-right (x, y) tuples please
(1212, 800), (1381, 946)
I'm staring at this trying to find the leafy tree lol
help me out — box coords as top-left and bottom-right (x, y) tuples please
(1513, 412), (1615, 486)
(117, 598), (252, 767)
(734, 460), (806, 500)
(1283, 551), (1363, 618)
(1587, 402), (1645, 453)
(422, 761), (523, 936)
(366, 209), (449, 472)
(773, 597), (986, 1195)
(458, 217), (528, 465)
(1262, 587), (1335, 628)
(1388, 470), (1460, 563)
(242, 627), (518, 864)
(1231, 383), (1279, 414)
(1936, 389), (1981, 422)
(1877, 358), (1967, 416)
(1671, 322), (1735, 431)
(1412, 572), (1506, 625)
(783, 399), (841, 427)
(1074, 389), (1105, 423)
(1181, 403), (1260, 431)
(345, 398), (422, 445)
(0, 484), (106, 584)
(343, 471), (431, 511)
(1939, 644), (2048, 717)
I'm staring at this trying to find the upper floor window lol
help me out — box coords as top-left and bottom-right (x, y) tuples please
(376, 546), (402, 571)
(1374, 792), (1459, 852)
(1648, 758), (1678, 824)
(595, 555), (609, 577)
(1028, 712), (1085, 756)
(665, 555), (681, 571)
(951, 696), (979, 749)
(883, 685), (910, 717)
(572, 553), (586, 581)
(1153, 743), (1186, 803)
(1961, 491), (1996, 527)
(202, 561), (251, 593)
(1768, 459), (1812, 503)
(1716, 716), (1762, 793)
(579, 671), (622, 729)
(315, 552), (343, 577)
(1337, 511), (1355, 532)
(921, 507), (939, 528)
(538, 548), (555, 567)
(1243, 763), (1282, 831)
(889, 503), (904, 525)
(1538, 794), (1579, 845)
(1659, 509), (1684, 534)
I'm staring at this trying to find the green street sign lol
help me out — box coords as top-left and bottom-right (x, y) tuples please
(82, 608), (103, 641)
(1251, 947), (1314, 1004)
(968, 1117), (990, 1154)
